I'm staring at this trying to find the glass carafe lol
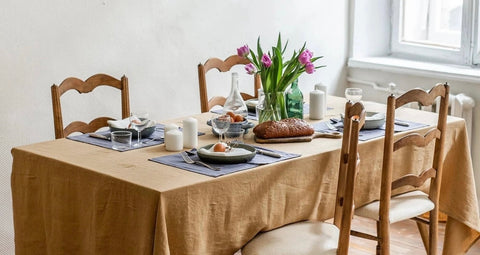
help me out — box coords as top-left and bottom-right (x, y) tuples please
(223, 72), (248, 117)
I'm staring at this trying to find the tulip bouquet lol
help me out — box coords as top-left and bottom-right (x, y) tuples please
(236, 34), (324, 122)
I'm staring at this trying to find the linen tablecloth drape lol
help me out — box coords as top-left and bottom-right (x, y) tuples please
(11, 96), (479, 254)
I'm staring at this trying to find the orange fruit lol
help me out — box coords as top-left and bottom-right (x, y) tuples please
(233, 115), (244, 122)
(213, 143), (226, 152)
(226, 111), (235, 118)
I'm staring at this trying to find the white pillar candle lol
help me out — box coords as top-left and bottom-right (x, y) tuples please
(182, 117), (198, 148)
(314, 83), (327, 95)
(165, 129), (183, 151)
(314, 83), (328, 114)
(164, 123), (179, 134)
(309, 89), (325, 120)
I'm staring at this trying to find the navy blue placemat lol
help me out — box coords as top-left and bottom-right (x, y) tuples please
(313, 119), (429, 141)
(149, 146), (301, 177)
(68, 124), (166, 151)
(68, 124), (205, 152)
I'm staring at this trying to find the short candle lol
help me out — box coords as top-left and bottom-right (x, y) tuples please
(165, 129), (183, 151)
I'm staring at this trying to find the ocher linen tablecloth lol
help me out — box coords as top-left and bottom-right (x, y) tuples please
(11, 96), (479, 255)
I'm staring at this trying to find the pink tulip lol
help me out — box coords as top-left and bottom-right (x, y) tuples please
(261, 54), (272, 68)
(245, 63), (256, 74)
(237, 45), (250, 57)
(299, 49), (313, 65)
(305, 62), (315, 74)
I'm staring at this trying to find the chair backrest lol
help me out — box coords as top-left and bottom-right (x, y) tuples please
(334, 101), (366, 254)
(378, 83), (449, 228)
(51, 73), (130, 139)
(197, 55), (261, 112)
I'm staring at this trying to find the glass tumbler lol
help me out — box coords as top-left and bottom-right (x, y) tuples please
(111, 131), (132, 151)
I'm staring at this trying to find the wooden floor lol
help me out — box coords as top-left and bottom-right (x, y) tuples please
(236, 217), (480, 254)
(349, 217), (480, 254)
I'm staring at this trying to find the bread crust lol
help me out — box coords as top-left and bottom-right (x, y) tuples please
(253, 118), (314, 139)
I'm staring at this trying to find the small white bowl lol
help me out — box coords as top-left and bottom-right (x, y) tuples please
(363, 112), (386, 129)
(341, 112), (386, 130)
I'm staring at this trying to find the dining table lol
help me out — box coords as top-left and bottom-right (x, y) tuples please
(11, 96), (480, 255)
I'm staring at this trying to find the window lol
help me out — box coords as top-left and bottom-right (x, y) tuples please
(391, 0), (477, 65)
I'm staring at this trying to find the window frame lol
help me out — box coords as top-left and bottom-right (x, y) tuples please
(474, 0), (480, 63)
(391, 0), (476, 66)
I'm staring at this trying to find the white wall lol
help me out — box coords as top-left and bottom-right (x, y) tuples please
(0, 0), (349, 253)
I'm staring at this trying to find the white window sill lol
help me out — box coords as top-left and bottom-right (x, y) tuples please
(348, 57), (480, 83)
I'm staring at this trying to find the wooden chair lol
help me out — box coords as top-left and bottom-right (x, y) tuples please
(197, 55), (261, 113)
(242, 101), (366, 255)
(51, 73), (130, 139)
(352, 83), (449, 255)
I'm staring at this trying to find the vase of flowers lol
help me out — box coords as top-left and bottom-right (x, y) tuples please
(258, 91), (288, 122)
(237, 34), (324, 123)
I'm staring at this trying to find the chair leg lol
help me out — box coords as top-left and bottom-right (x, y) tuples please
(416, 221), (429, 254)
(429, 211), (438, 255)
(376, 221), (390, 255)
(376, 221), (381, 255)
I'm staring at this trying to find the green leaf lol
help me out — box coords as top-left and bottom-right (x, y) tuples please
(310, 56), (324, 63)
(273, 47), (283, 83)
(278, 64), (301, 91)
(276, 33), (282, 51)
(282, 40), (289, 55)
(299, 42), (306, 54)
(265, 68), (273, 91)
(257, 37), (264, 61)
(249, 49), (259, 68)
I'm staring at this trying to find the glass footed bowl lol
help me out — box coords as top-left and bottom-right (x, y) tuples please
(207, 118), (254, 136)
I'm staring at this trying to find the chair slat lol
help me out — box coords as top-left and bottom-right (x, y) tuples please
(396, 85), (447, 108)
(203, 55), (250, 72)
(63, 117), (114, 136)
(391, 168), (436, 190)
(393, 129), (440, 151)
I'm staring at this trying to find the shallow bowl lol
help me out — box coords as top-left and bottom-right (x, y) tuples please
(197, 143), (256, 164)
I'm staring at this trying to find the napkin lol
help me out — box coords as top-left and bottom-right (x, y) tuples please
(107, 117), (156, 129)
